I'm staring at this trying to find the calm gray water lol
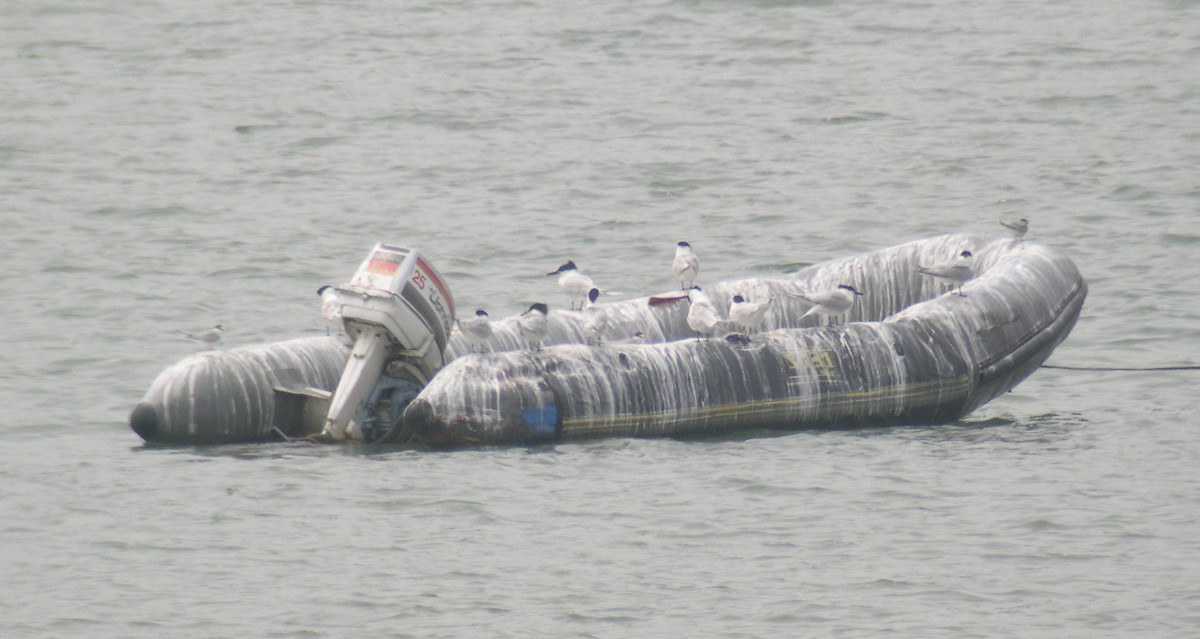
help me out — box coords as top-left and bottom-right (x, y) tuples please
(3, 0), (1199, 636)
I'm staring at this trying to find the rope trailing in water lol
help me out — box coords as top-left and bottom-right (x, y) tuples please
(1042, 364), (1200, 372)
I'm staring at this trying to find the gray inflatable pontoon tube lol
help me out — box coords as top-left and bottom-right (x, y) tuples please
(398, 234), (1086, 446)
(130, 337), (348, 445)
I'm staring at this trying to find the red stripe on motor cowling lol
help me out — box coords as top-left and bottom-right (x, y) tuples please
(416, 257), (455, 318)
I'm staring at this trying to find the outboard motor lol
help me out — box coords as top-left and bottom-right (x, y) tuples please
(321, 243), (454, 441)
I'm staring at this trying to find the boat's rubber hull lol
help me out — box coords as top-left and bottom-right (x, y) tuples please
(399, 234), (1086, 447)
(129, 234), (1085, 447)
(130, 337), (348, 445)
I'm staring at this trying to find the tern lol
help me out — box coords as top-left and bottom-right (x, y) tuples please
(786, 284), (863, 325)
(728, 294), (773, 337)
(316, 285), (344, 335)
(581, 288), (608, 346)
(456, 309), (493, 353)
(918, 250), (975, 296)
(673, 241), (700, 290)
(178, 325), (225, 349)
(546, 261), (595, 310)
(518, 303), (549, 351)
(686, 286), (722, 341)
(1000, 218), (1029, 239)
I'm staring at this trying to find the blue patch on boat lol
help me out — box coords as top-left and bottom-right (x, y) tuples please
(520, 405), (558, 438)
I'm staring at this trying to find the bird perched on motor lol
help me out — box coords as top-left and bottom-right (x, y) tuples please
(456, 309), (493, 353)
(785, 284), (864, 325)
(581, 288), (608, 346)
(1000, 218), (1029, 239)
(672, 241), (700, 290)
(686, 286), (722, 341)
(728, 294), (773, 338)
(177, 324), (225, 349)
(917, 249), (975, 296)
(518, 303), (550, 352)
(546, 261), (596, 310)
(316, 285), (344, 335)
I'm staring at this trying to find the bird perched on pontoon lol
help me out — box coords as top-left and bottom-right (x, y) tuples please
(581, 288), (608, 346)
(728, 294), (773, 337)
(456, 309), (493, 353)
(672, 241), (700, 290)
(546, 261), (596, 310)
(686, 286), (722, 341)
(785, 284), (864, 325)
(518, 303), (549, 351)
(918, 250), (975, 296)
(1000, 218), (1029, 239)
(178, 325), (225, 349)
(316, 285), (344, 335)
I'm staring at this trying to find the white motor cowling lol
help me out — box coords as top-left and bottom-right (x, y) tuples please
(321, 243), (454, 441)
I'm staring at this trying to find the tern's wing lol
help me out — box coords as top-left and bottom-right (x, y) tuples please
(675, 253), (699, 272)
(783, 290), (824, 305)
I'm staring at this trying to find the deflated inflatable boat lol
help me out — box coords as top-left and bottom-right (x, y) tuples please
(130, 233), (1086, 447)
